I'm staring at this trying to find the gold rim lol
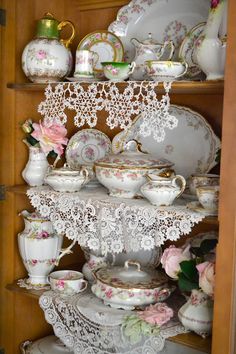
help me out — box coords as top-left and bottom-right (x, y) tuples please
(94, 163), (172, 170)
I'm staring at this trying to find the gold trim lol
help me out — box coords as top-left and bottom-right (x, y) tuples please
(95, 162), (173, 170)
(77, 30), (124, 72)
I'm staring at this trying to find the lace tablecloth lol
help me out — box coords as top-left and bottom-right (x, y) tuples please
(27, 186), (204, 255)
(39, 289), (189, 354)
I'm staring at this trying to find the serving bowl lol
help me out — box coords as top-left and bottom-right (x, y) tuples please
(145, 60), (188, 81)
(94, 140), (174, 198)
(91, 260), (172, 310)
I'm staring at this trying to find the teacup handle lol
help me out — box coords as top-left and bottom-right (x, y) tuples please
(163, 40), (175, 60)
(128, 61), (136, 75)
(55, 239), (77, 266)
(79, 279), (88, 292)
(176, 61), (188, 78)
(172, 175), (186, 198)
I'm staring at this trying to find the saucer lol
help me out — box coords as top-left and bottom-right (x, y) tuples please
(66, 76), (102, 83)
(187, 201), (218, 216)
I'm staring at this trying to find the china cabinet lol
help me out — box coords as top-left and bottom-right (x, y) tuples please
(0, 0), (236, 353)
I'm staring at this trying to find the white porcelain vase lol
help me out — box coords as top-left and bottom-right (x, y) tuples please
(195, 0), (227, 80)
(18, 210), (75, 286)
(178, 289), (214, 338)
(22, 146), (49, 186)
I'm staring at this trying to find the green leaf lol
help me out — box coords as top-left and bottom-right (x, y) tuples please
(200, 239), (218, 255)
(180, 260), (199, 282)
(26, 135), (38, 146)
(178, 272), (199, 292)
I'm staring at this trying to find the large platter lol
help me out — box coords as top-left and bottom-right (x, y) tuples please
(108, 0), (209, 62)
(77, 30), (124, 73)
(66, 128), (112, 168)
(111, 105), (221, 179)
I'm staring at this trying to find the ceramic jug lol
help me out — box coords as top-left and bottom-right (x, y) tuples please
(18, 210), (76, 286)
(22, 13), (75, 83)
(194, 0), (227, 80)
(178, 289), (213, 338)
(141, 173), (186, 206)
(22, 146), (49, 186)
(130, 33), (175, 80)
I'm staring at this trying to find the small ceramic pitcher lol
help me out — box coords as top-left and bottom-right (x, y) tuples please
(141, 173), (186, 206)
(22, 146), (49, 186)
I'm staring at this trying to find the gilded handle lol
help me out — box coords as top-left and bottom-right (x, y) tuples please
(176, 61), (188, 78)
(163, 40), (175, 60)
(172, 175), (186, 198)
(124, 260), (141, 271)
(58, 20), (75, 48)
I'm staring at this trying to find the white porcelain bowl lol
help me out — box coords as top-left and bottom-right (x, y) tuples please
(145, 61), (188, 82)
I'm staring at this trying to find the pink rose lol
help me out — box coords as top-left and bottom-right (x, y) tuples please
(196, 261), (215, 297)
(31, 121), (68, 156)
(161, 245), (191, 279)
(36, 49), (47, 60)
(138, 303), (173, 326)
(211, 0), (220, 8)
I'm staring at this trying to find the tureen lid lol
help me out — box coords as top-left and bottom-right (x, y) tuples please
(142, 32), (159, 45)
(94, 260), (168, 289)
(47, 163), (81, 176)
(94, 140), (173, 169)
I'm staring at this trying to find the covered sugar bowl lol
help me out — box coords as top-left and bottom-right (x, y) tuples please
(94, 140), (174, 198)
(44, 164), (90, 192)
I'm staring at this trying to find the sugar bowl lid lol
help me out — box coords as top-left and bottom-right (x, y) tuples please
(47, 163), (81, 177)
(94, 140), (173, 169)
(94, 260), (168, 290)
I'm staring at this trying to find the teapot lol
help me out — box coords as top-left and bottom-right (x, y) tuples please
(22, 13), (75, 83)
(130, 33), (175, 80)
(141, 173), (186, 206)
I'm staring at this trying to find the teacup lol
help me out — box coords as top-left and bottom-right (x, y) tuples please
(145, 60), (188, 82)
(189, 174), (220, 195)
(49, 270), (87, 295)
(74, 49), (98, 78)
(196, 185), (220, 211)
(101, 61), (136, 81)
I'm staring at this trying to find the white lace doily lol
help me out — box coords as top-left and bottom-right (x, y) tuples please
(37, 81), (178, 142)
(39, 288), (189, 354)
(27, 186), (204, 255)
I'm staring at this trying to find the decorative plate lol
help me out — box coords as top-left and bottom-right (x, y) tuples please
(112, 105), (221, 179)
(66, 129), (112, 168)
(108, 0), (209, 61)
(187, 201), (218, 217)
(178, 22), (206, 78)
(77, 30), (124, 72)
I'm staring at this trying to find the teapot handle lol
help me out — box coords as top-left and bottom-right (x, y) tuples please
(128, 61), (136, 75)
(58, 20), (75, 48)
(172, 175), (186, 198)
(163, 40), (175, 60)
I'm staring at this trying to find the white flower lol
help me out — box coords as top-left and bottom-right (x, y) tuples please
(166, 226), (180, 241)
(141, 236), (155, 250)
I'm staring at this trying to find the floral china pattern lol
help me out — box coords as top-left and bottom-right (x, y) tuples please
(163, 20), (187, 49)
(24, 258), (57, 266)
(96, 156), (170, 168)
(27, 47), (57, 65)
(105, 65), (119, 76)
(190, 291), (209, 306)
(66, 129), (112, 168)
(96, 166), (145, 182)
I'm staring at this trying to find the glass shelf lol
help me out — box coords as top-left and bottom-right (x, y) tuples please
(7, 80), (224, 95)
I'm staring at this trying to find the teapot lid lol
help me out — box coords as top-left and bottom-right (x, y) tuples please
(95, 140), (173, 169)
(36, 13), (60, 39)
(142, 33), (159, 45)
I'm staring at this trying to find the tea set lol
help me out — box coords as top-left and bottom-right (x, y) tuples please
(21, 13), (188, 83)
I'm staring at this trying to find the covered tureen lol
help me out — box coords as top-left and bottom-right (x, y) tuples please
(94, 140), (174, 198)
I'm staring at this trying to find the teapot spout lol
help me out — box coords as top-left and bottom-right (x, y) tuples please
(130, 37), (141, 47)
(18, 210), (31, 218)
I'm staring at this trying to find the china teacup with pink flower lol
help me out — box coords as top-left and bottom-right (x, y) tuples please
(49, 270), (87, 295)
(101, 61), (136, 81)
(196, 185), (219, 211)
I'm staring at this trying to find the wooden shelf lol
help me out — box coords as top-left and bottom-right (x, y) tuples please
(6, 281), (45, 299)
(7, 80), (224, 95)
(168, 332), (211, 353)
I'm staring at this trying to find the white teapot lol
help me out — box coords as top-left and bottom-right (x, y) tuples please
(130, 33), (175, 80)
(141, 173), (186, 206)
